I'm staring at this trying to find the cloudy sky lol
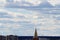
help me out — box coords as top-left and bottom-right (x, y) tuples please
(0, 0), (60, 36)
(0, 0), (60, 6)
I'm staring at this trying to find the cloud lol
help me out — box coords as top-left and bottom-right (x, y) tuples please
(0, 8), (60, 36)
(0, 8), (34, 36)
(0, 0), (6, 7)
(25, 0), (41, 6)
(0, 0), (60, 7)
(48, 0), (60, 6)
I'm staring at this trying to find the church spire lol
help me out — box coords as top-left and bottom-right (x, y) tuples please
(33, 28), (39, 40)
(34, 28), (38, 38)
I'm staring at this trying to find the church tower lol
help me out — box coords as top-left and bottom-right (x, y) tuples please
(33, 28), (39, 40)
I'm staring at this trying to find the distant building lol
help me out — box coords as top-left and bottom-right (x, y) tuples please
(0, 35), (2, 40)
(6, 35), (18, 40)
(0, 35), (6, 40)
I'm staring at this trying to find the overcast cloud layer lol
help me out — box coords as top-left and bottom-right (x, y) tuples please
(0, 0), (60, 36)
(0, 8), (60, 36)
(0, 0), (60, 7)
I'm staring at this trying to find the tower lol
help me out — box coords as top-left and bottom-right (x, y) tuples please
(33, 28), (39, 40)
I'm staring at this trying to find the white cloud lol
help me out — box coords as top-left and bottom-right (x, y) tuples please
(0, 0), (6, 7)
(23, 4), (31, 6)
(25, 0), (41, 6)
(0, 0), (60, 7)
(0, 0), (6, 3)
(48, 0), (60, 6)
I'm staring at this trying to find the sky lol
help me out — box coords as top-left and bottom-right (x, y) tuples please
(0, 0), (60, 36)
(0, 0), (60, 6)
